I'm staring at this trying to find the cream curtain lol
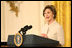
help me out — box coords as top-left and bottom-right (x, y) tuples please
(44, 1), (71, 47)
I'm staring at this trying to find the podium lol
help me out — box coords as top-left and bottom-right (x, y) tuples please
(7, 34), (59, 47)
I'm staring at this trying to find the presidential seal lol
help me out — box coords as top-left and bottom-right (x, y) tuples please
(14, 32), (23, 47)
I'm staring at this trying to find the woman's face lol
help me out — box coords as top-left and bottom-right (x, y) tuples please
(44, 8), (54, 22)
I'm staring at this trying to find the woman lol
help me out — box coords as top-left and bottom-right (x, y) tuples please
(41, 5), (64, 46)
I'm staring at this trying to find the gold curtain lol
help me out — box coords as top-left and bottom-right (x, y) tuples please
(52, 1), (71, 47)
(44, 1), (71, 47)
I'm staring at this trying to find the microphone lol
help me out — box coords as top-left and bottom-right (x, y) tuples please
(28, 25), (32, 29)
(19, 25), (32, 35)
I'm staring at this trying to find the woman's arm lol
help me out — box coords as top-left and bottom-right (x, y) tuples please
(57, 26), (65, 46)
(41, 34), (48, 38)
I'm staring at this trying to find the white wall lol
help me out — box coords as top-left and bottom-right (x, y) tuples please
(1, 1), (5, 42)
(1, 1), (45, 42)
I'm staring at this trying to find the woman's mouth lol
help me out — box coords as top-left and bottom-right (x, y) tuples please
(46, 16), (49, 19)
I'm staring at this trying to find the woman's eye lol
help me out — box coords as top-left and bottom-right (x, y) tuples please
(44, 12), (50, 14)
(47, 12), (50, 13)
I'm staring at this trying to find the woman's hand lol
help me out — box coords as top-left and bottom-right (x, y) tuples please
(41, 34), (48, 38)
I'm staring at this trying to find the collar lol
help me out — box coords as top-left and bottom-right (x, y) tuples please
(48, 20), (56, 27)
(45, 20), (56, 27)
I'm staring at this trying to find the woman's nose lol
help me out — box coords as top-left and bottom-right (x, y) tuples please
(46, 13), (49, 16)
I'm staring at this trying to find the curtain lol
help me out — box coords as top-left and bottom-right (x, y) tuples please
(44, 1), (71, 47)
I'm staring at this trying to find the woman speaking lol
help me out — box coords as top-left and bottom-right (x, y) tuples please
(41, 5), (64, 46)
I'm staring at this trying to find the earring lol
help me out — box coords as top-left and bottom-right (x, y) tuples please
(53, 15), (54, 17)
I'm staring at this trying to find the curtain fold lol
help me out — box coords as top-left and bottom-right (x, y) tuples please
(52, 1), (71, 47)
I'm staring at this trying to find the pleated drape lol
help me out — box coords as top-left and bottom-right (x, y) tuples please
(52, 1), (71, 47)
